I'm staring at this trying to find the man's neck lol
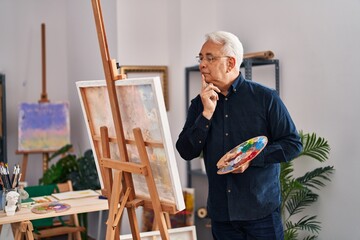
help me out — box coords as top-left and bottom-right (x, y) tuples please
(221, 71), (240, 96)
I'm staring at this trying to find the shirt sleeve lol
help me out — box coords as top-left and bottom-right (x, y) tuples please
(176, 97), (211, 160)
(251, 91), (303, 167)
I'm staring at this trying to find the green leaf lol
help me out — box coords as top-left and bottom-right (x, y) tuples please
(295, 215), (321, 234)
(281, 131), (334, 239)
(48, 144), (73, 162)
(297, 132), (330, 163)
(303, 236), (317, 240)
(297, 166), (335, 190)
(284, 228), (298, 240)
(285, 189), (318, 217)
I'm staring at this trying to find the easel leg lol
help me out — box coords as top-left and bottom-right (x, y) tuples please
(112, 187), (131, 240)
(105, 171), (123, 240)
(21, 153), (29, 181)
(164, 212), (171, 229)
(153, 212), (171, 230)
(42, 152), (49, 173)
(14, 221), (34, 240)
(127, 206), (141, 240)
(133, 128), (170, 240)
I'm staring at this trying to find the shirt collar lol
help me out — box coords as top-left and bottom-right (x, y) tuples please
(228, 72), (244, 94)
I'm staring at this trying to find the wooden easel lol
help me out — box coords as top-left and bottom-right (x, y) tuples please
(16, 23), (52, 181)
(90, 0), (175, 239)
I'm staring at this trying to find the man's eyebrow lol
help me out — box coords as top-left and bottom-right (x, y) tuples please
(199, 53), (214, 57)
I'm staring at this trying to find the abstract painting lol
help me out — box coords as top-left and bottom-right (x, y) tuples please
(18, 102), (70, 151)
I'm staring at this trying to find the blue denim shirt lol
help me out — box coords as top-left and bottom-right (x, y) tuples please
(176, 73), (302, 221)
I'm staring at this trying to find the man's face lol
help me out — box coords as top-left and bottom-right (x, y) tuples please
(198, 40), (230, 90)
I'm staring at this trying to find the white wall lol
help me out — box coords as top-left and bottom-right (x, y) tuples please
(1, 0), (360, 239)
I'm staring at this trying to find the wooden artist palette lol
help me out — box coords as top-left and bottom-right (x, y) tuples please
(31, 202), (71, 214)
(217, 136), (268, 175)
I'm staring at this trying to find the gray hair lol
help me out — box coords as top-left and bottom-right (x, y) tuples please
(205, 31), (244, 70)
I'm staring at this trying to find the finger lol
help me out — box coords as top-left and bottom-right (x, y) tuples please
(217, 152), (237, 168)
(227, 151), (238, 160)
(217, 155), (229, 168)
(209, 90), (219, 101)
(212, 85), (221, 93)
(232, 161), (250, 174)
(205, 82), (221, 94)
(201, 75), (208, 90)
(232, 166), (244, 174)
(217, 158), (226, 168)
(206, 82), (220, 93)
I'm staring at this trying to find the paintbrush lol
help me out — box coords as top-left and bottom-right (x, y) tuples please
(12, 165), (19, 189)
(0, 163), (11, 189)
(4, 163), (12, 189)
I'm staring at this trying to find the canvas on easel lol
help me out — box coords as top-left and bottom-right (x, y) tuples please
(76, 77), (184, 211)
(18, 102), (70, 151)
(16, 23), (71, 180)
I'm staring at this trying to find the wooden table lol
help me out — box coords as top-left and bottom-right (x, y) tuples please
(0, 196), (109, 239)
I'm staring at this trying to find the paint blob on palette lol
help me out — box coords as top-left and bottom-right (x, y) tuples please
(217, 136), (268, 175)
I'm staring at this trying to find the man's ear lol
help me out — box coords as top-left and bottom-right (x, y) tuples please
(227, 57), (236, 72)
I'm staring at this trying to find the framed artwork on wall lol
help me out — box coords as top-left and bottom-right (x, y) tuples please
(119, 65), (169, 111)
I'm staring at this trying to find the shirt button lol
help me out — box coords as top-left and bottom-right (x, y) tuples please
(228, 189), (231, 193)
(225, 114), (228, 118)
(205, 125), (209, 128)
(199, 140), (202, 144)
(225, 98), (228, 101)
(225, 133), (229, 136)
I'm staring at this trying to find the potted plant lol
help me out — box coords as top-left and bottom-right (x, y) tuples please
(281, 131), (334, 239)
(39, 144), (100, 190)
